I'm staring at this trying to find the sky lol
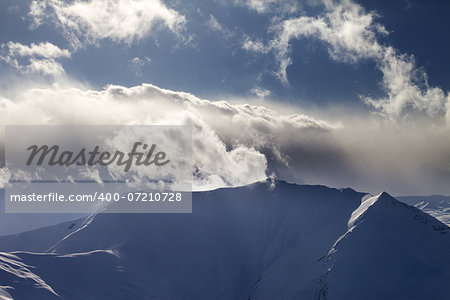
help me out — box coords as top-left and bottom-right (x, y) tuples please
(0, 0), (450, 196)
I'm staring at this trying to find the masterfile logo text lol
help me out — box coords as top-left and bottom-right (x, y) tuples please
(4, 125), (192, 214)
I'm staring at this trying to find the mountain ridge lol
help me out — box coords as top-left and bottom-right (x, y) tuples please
(0, 180), (449, 300)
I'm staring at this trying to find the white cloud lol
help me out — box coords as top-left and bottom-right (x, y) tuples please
(242, 35), (270, 53)
(250, 86), (271, 98)
(29, 0), (187, 48)
(243, 0), (450, 122)
(365, 46), (449, 120)
(4, 41), (70, 59)
(0, 42), (70, 76)
(257, 0), (386, 83)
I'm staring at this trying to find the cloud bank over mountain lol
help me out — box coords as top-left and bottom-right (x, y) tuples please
(1, 81), (450, 195)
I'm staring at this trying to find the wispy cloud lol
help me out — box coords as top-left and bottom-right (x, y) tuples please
(250, 86), (271, 98)
(237, 0), (299, 14)
(242, 0), (450, 122)
(128, 56), (151, 76)
(242, 35), (270, 53)
(0, 41), (70, 76)
(206, 14), (233, 39)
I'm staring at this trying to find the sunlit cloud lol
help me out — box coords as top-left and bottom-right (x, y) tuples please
(1, 81), (450, 195)
(29, 0), (187, 48)
(0, 41), (70, 76)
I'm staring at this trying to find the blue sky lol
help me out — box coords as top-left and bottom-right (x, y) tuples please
(1, 0), (450, 195)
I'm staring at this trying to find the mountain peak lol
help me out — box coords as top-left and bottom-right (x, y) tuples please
(348, 190), (449, 232)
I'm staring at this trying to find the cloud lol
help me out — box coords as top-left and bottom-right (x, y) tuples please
(0, 83), (332, 190)
(242, 0), (450, 122)
(269, 1), (386, 83)
(128, 56), (151, 76)
(0, 42), (70, 76)
(237, 0), (299, 14)
(3, 42), (70, 59)
(250, 86), (271, 98)
(242, 35), (270, 53)
(1, 81), (450, 195)
(29, 0), (187, 48)
(206, 14), (233, 39)
(365, 47), (449, 121)
(0, 168), (10, 189)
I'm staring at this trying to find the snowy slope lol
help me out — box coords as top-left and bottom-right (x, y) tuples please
(397, 195), (450, 226)
(321, 192), (450, 300)
(0, 181), (449, 300)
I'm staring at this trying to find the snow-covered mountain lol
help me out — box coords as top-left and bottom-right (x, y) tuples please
(0, 181), (449, 300)
(397, 195), (450, 226)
